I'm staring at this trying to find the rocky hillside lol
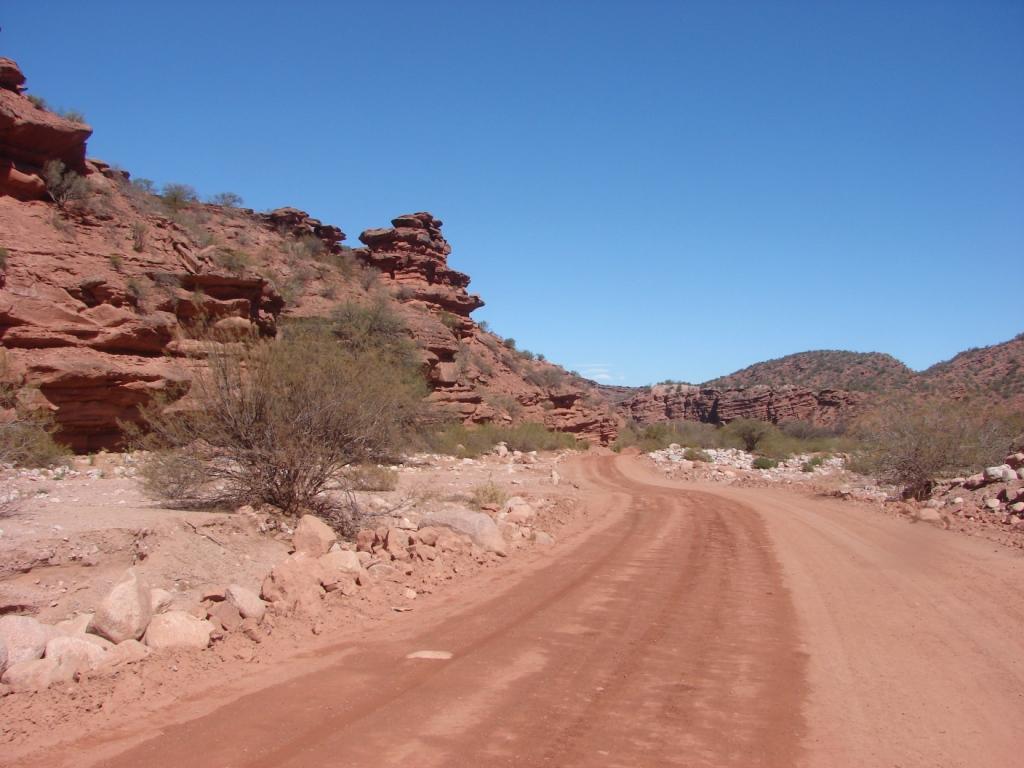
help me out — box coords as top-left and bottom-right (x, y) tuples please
(703, 350), (916, 393)
(0, 58), (618, 450)
(616, 383), (865, 429)
(919, 334), (1024, 407)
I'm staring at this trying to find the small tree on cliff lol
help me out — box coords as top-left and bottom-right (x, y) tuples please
(43, 160), (89, 209)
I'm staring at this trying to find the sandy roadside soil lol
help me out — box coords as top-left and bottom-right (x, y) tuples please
(6, 453), (1021, 767)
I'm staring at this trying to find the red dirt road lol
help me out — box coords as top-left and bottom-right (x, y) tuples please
(29, 455), (1024, 767)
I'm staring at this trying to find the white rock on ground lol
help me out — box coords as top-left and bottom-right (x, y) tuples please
(260, 553), (326, 616)
(0, 615), (59, 674)
(420, 506), (508, 556)
(44, 635), (107, 675)
(1, 657), (63, 692)
(144, 611), (215, 650)
(225, 584), (266, 621)
(292, 514), (337, 557)
(89, 568), (153, 643)
(149, 588), (174, 614)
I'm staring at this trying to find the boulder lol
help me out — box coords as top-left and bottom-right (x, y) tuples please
(54, 613), (93, 636)
(0, 615), (58, 674)
(292, 514), (337, 557)
(225, 584), (266, 621)
(89, 568), (152, 643)
(421, 506), (508, 555)
(101, 639), (151, 668)
(260, 553), (325, 615)
(355, 529), (376, 552)
(534, 531), (556, 546)
(385, 527), (412, 560)
(150, 588), (174, 614)
(144, 611), (215, 650)
(207, 601), (243, 632)
(1, 657), (64, 692)
(44, 635), (106, 675)
(983, 466), (1009, 482)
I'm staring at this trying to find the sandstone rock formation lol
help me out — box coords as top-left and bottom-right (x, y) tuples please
(0, 58), (92, 199)
(617, 383), (866, 428)
(0, 58), (618, 449)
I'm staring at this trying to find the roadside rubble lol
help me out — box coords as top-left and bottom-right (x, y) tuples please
(0, 446), (576, 697)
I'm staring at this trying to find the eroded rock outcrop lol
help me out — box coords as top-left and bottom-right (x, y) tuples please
(0, 58), (92, 200)
(618, 383), (866, 428)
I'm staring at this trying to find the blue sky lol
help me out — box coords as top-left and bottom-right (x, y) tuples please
(4, 1), (1022, 385)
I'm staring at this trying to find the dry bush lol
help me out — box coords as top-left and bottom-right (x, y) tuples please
(343, 464), (399, 492)
(853, 400), (1015, 499)
(43, 160), (90, 209)
(135, 323), (425, 518)
(721, 418), (776, 452)
(0, 371), (69, 469)
(471, 480), (508, 508)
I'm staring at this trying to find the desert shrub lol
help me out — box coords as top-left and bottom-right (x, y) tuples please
(161, 183), (198, 211)
(477, 320), (490, 332)
(426, 422), (581, 458)
(343, 464), (399, 492)
(358, 267), (379, 292)
(470, 480), (508, 508)
(520, 349), (535, 361)
(503, 338), (516, 350)
(26, 94), (47, 110)
(613, 420), (721, 453)
(131, 178), (156, 195)
(209, 192), (244, 208)
(0, 373), (69, 468)
(801, 456), (826, 472)
(331, 300), (412, 360)
(57, 108), (86, 124)
(135, 326), (426, 517)
(131, 221), (147, 252)
(125, 277), (148, 302)
(721, 418), (777, 452)
(212, 248), (252, 275)
(107, 254), (124, 271)
(684, 447), (711, 462)
(752, 456), (778, 470)
(852, 400), (1016, 499)
(43, 160), (89, 209)
(525, 366), (564, 389)
(438, 311), (461, 330)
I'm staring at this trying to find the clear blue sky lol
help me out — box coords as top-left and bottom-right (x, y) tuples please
(4, 1), (1022, 385)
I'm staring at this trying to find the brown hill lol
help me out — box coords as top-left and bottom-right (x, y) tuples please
(920, 334), (1024, 408)
(703, 350), (916, 393)
(0, 58), (618, 450)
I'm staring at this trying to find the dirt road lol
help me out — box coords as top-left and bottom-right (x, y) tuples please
(35, 455), (1024, 767)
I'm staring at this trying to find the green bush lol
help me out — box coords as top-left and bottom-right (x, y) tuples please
(801, 456), (826, 472)
(209, 192), (243, 208)
(752, 456), (778, 470)
(684, 447), (711, 462)
(721, 419), (777, 452)
(613, 420), (721, 453)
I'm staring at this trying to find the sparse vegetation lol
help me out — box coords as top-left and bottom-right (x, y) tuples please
(161, 183), (198, 212)
(131, 221), (147, 252)
(801, 456), (826, 472)
(209, 192), (244, 208)
(752, 456), (778, 470)
(0, 247), (8, 271)
(471, 480), (508, 508)
(427, 422), (583, 458)
(43, 160), (90, 209)
(721, 418), (775, 453)
(613, 420), (721, 453)
(852, 400), (1017, 499)
(343, 464), (399, 492)
(684, 447), (711, 462)
(212, 247), (252, 276)
(26, 94), (47, 110)
(57, 108), (86, 124)
(107, 253), (124, 271)
(134, 324), (426, 519)
(0, 360), (69, 468)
